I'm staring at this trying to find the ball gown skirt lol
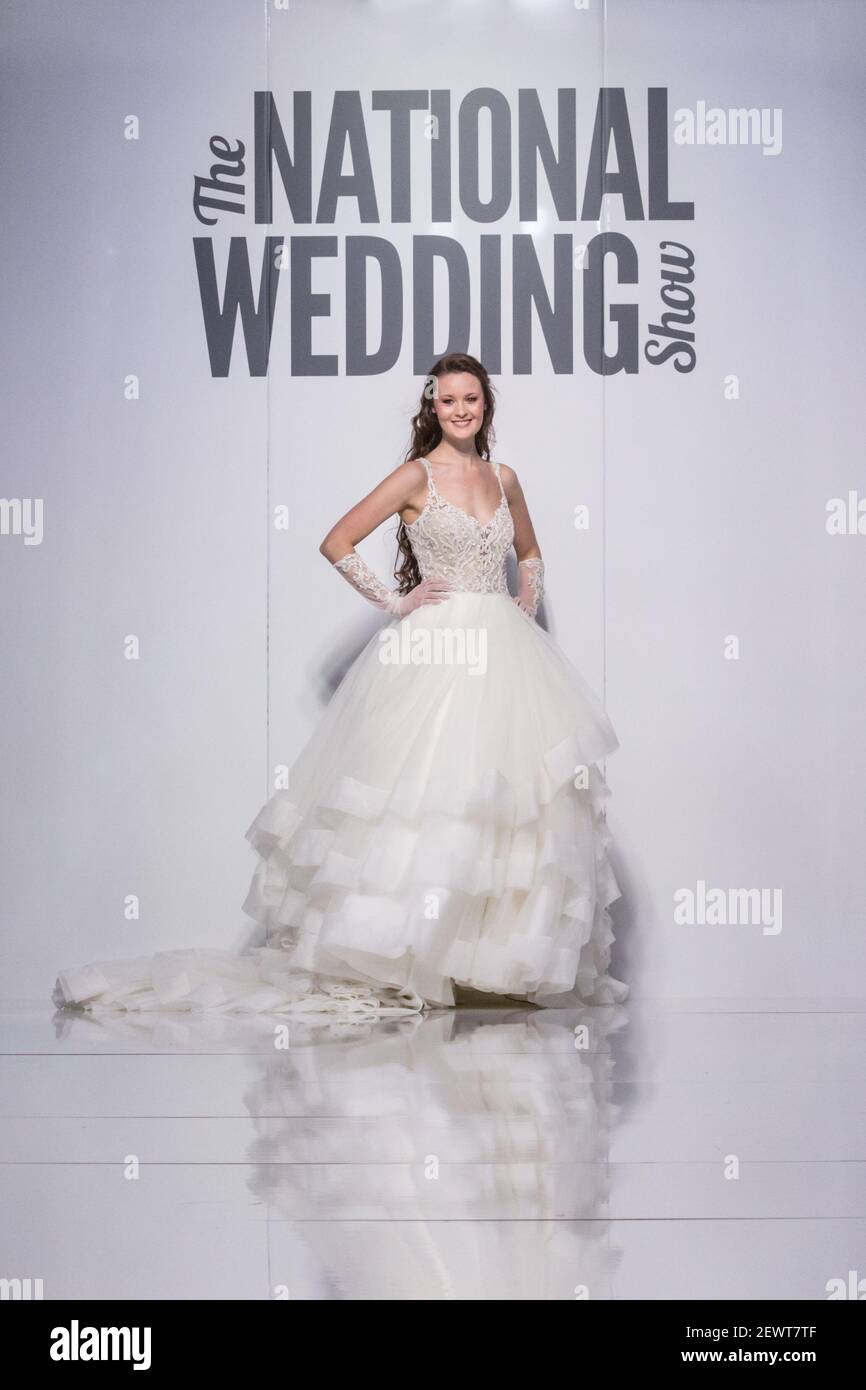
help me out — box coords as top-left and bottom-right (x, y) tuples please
(53, 460), (628, 1018)
(52, 594), (625, 1017)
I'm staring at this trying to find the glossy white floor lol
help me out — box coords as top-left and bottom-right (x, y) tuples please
(1, 997), (864, 1300)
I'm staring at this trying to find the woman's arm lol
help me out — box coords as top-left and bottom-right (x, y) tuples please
(319, 459), (449, 614)
(501, 465), (544, 619)
(319, 459), (426, 561)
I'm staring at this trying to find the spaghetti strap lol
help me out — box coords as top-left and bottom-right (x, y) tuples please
(490, 459), (506, 501)
(418, 456), (436, 497)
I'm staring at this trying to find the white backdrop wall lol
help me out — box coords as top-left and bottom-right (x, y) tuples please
(2, 0), (864, 1001)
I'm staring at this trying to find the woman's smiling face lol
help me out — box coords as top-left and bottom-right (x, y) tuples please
(432, 372), (484, 446)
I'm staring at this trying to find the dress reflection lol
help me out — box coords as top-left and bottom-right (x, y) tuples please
(55, 1002), (627, 1299)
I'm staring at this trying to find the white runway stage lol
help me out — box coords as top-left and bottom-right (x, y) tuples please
(2, 996), (864, 1300)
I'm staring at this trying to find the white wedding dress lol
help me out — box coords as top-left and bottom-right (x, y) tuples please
(54, 460), (627, 1017)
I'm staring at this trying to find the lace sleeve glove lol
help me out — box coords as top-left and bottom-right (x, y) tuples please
(333, 549), (450, 616)
(515, 557), (544, 619)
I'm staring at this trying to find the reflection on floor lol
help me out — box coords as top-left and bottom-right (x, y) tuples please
(1, 998), (864, 1299)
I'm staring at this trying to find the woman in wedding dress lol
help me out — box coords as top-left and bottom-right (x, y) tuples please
(53, 354), (627, 1017)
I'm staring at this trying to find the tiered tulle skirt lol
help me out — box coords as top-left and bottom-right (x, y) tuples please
(53, 592), (627, 1016)
(242, 592), (626, 1008)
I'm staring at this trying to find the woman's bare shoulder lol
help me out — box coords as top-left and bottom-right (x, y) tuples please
(392, 457), (428, 483)
(375, 458), (429, 517)
(497, 463), (523, 498)
(371, 456), (428, 496)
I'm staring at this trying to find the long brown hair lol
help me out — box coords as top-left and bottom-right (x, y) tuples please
(394, 353), (497, 594)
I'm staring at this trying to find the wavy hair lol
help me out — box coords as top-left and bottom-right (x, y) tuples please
(394, 353), (497, 594)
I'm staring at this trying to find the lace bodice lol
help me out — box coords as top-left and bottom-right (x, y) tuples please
(405, 457), (514, 593)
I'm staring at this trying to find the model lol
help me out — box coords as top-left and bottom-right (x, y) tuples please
(54, 354), (627, 1017)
